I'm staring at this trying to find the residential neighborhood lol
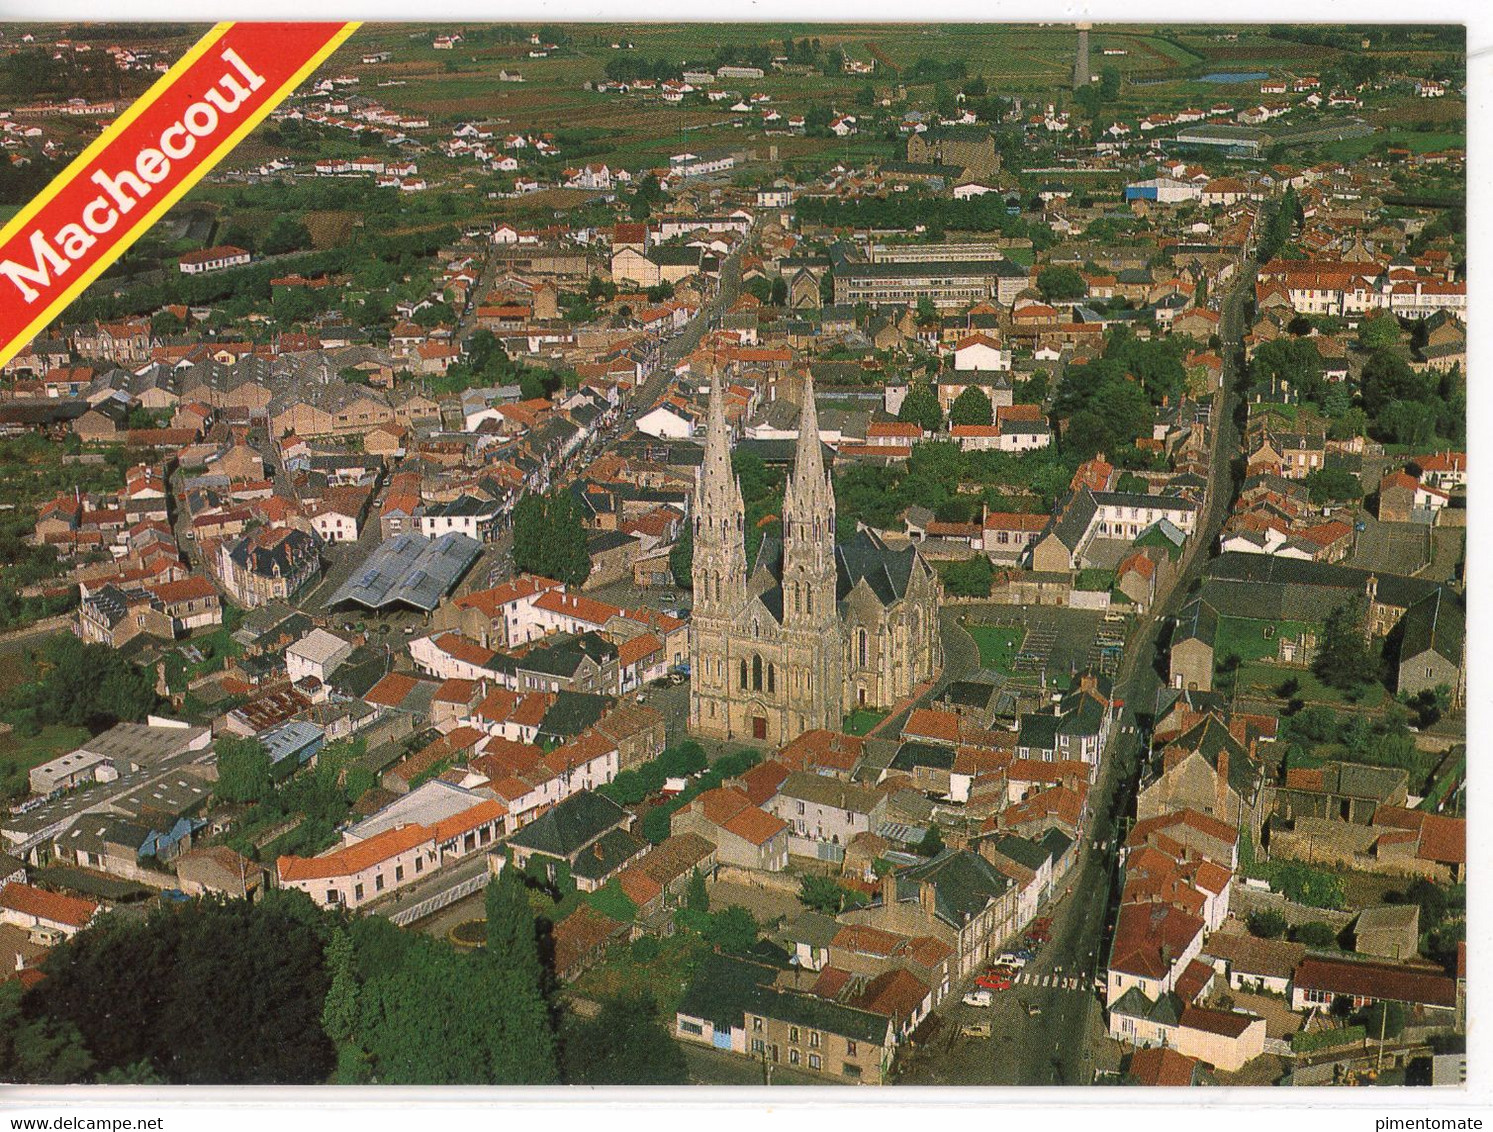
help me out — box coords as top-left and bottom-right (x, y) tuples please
(0, 19), (1466, 1092)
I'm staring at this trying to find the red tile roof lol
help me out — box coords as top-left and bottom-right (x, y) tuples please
(1128, 1046), (1202, 1086)
(0, 882), (98, 929)
(1292, 956), (1456, 1008)
(1109, 901), (1205, 980)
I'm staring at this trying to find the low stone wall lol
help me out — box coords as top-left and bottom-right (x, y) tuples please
(1228, 882), (1355, 931)
(716, 863), (802, 895)
(1268, 827), (1451, 884)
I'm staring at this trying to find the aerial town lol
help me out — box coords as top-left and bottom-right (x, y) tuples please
(0, 22), (1466, 1089)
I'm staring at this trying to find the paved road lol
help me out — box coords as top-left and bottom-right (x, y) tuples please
(899, 259), (1259, 1087)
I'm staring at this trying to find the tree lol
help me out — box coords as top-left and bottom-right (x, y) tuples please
(321, 928), (361, 1046)
(1036, 265), (1086, 303)
(261, 214), (312, 256)
(13, 635), (157, 731)
(1357, 1000), (1405, 1042)
(214, 736), (273, 803)
(25, 891), (337, 1084)
(484, 868), (542, 986)
(798, 874), (852, 914)
(1377, 399), (1438, 446)
(669, 524), (693, 589)
(1292, 921), (1339, 949)
(703, 905), (758, 954)
(354, 939), (557, 1084)
(916, 823), (945, 857)
(897, 384), (942, 432)
(1314, 599), (1381, 693)
(1360, 349), (1435, 416)
(1099, 65), (1121, 101)
(942, 554), (993, 599)
(686, 867), (710, 913)
(949, 385), (994, 427)
(511, 491), (591, 587)
(768, 277), (788, 306)
(1303, 468), (1362, 505)
(560, 994), (687, 1085)
(150, 309), (184, 336)
(1247, 910), (1288, 939)
(1357, 313), (1402, 352)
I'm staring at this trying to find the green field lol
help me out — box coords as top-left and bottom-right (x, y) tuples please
(843, 708), (887, 736)
(1234, 660), (1387, 710)
(1213, 616), (1317, 666)
(968, 625), (1024, 671)
(1321, 129), (1465, 162)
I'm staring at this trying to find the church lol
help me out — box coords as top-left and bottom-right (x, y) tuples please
(689, 375), (943, 746)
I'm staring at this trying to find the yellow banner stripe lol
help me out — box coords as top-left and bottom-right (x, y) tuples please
(0, 22), (361, 372)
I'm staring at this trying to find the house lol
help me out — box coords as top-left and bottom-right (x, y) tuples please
(1289, 955), (1457, 1019)
(766, 772), (886, 860)
(0, 881), (98, 938)
(285, 628), (354, 686)
(1105, 900), (1206, 1008)
(952, 334), (1011, 372)
(837, 850), (1019, 978)
(1137, 716), (1265, 838)
(1168, 598), (1218, 692)
(506, 790), (647, 892)
(175, 844), (267, 899)
(1127, 1046), (1211, 1086)
(552, 904), (629, 982)
(671, 785), (789, 872)
(1354, 904), (1420, 962)
(213, 526), (319, 609)
(1203, 931), (1304, 996)
(675, 954), (896, 1084)
(179, 246), (251, 274)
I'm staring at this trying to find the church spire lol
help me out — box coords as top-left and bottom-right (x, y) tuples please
(692, 375), (746, 615)
(782, 372), (836, 627)
(785, 372), (833, 517)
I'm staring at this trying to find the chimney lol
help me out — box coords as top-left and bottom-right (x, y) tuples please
(1215, 748), (1229, 819)
(880, 871), (897, 908)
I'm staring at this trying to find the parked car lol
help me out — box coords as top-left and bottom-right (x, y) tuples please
(996, 952), (1028, 969)
(962, 990), (992, 1008)
(975, 973), (1012, 991)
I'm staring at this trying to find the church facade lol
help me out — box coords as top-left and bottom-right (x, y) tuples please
(689, 376), (943, 746)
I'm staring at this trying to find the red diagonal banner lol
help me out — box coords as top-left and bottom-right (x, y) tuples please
(0, 22), (359, 369)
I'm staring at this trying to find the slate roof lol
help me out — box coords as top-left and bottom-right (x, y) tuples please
(327, 532), (482, 611)
(1397, 587), (1463, 667)
(678, 954), (894, 1045)
(895, 849), (1011, 930)
(836, 528), (929, 608)
(568, 826), (649, 882)
(1173, 597), (1218, 649)
(507, 790), (629, 859)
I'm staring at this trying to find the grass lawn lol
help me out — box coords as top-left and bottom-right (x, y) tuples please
(968, 625), (1024, 671)
(1213, 616), (1317, 666)
(843, 709), (887, 736)
(0, 724), (92, 801)
(1233, 661), (1387, 710)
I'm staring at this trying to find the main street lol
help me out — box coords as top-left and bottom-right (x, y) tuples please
(900, 258), (1258, 1086)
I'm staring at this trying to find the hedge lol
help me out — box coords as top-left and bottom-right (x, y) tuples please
(1291, 1025), (1366, 1053)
